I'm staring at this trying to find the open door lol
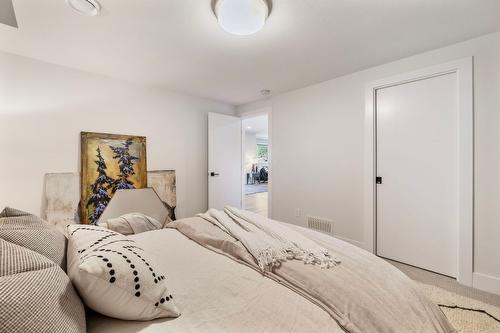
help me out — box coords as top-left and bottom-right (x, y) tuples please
(208, 112), (242, 209)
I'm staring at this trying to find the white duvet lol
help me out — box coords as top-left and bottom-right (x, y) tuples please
(87, 227), (342, 333)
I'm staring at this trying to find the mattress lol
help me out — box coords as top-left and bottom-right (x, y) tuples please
(86, 227), (343, 333)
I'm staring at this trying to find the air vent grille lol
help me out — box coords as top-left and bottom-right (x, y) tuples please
(307, 216), (333, 234)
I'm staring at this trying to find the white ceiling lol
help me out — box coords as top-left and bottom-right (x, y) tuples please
(1, 0), (500, 105)
(243, 114), (268, 139)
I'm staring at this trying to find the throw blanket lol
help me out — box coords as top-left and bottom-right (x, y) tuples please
(99, 213), (163, 235)
(168, 216), (456, 333)
(197, 207), (340, 271)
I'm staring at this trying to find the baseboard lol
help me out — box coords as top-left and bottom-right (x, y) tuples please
(473, 272), (500, 295)
(335, 236), (366, 249)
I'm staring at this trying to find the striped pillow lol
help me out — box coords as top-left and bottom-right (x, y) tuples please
(0, 207), (67, 270)
(0, 238), (85, 333)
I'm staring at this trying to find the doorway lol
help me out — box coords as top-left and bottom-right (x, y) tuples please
(242, 114), (269, 216)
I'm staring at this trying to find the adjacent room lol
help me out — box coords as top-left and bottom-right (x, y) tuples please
(1, 1), (500, 332)
(243, 114), (269, 216)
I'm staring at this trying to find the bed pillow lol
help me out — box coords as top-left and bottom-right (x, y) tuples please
(0, 238), (85, 333)
(0, 207), (67, 270)
(67, 224), (180, 321)
(99, 212), (163, 235)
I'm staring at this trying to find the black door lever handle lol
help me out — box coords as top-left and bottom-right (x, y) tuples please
(376, 176), (383, 184)
(210, 172), (220, 177)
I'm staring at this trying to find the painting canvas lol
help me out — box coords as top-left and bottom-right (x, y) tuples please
(81, 132), (147, 225)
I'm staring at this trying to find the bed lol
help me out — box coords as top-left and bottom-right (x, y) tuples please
(85, 216), (454, 333)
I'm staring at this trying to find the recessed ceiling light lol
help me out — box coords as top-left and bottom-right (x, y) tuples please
(67, 0), (101, 16)
(212, 0), (272, 36)
(247, 126), (252, 130)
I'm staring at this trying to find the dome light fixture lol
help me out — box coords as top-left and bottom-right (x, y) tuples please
(66, 0), (101, 16)
(212, 0), (272, 36)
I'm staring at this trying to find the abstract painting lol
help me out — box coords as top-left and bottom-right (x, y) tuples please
(81, 132), (147, 225)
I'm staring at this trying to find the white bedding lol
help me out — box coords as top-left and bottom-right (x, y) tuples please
(87, 228), (343, 333)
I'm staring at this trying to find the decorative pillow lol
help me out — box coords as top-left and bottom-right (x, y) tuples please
(0, 207), (67, 270)
(67, 224), (180, 321)
(0, 238), (85, 333)
(99, 212), (164, 235)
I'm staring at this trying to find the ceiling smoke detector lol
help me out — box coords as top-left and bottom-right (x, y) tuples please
(212, 0), (272, 36)
(67, 0), (101, 16)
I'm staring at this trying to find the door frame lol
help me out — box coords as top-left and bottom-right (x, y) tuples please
(239, 107), (272, 218)
(364, 57), (473, 286)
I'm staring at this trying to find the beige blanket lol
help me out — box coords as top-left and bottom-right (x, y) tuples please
(198, 207), (340, 271)
(168, 217), (456, 333)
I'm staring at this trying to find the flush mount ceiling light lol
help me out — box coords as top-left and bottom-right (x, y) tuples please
(67, 0), (101, 16)
(212, 0), (272, 36)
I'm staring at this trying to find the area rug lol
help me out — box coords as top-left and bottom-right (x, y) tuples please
(419, 283), (500, 333)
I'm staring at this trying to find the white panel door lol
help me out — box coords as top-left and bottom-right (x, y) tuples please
(376, 73), (458, 277)
(208, 112), (242, 210)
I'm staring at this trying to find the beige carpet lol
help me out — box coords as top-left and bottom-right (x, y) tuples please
(419, 283), (500, 333)
(385, 259), (500, 332)
(387, 260), (500, 308)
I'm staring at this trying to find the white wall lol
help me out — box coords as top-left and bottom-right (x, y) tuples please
(237, 31), (500, 291)
(0, 51), (235, 219)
